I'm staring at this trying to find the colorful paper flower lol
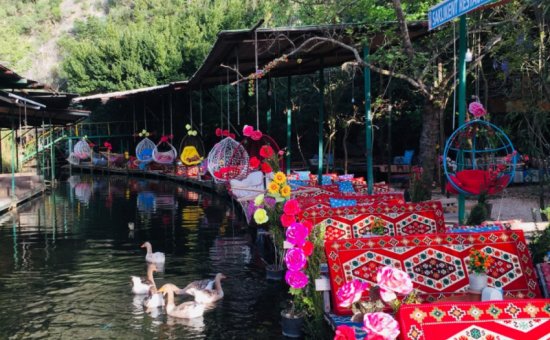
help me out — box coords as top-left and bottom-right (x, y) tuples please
(280, 185), (291, 197)
(261, 162), (273, 174)
(250, 130), (263, 141)
(267, 181), (279, 194)
(284, 248), (307, 271)
(253, 208), (269, 224)
(249, 156), (261, 169)
(376, 266), (413, 302)
(469, 102), (487, 118)
(285, 270), (308, 289)
(215, 128), (222, 137)
(254, 194), (264, 207)
(243, 125), (254, 137)
(273, 171), (286, 185)
(300, 240), (314, 256)
(302, 220), (314, 234)
(283, 199), (301, 216)
(280, 213), (296, 227)
(337, 279), (369, 308)
(285, 222), (309, 247)
(334, 325), (356, 340)
(363, 312), (400, 340)
(259, 145), (274, 159)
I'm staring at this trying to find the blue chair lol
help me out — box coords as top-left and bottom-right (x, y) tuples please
(393, 150), (414, 165)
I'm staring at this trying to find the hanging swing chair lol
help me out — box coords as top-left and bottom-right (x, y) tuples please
(153, 135), (177, 165)
(74, 138), (92, 160)
(66, 152), (80, 165)
(179, 126), (205, 166)
(207, 135), (249, 183)
(91, 151), (108, 167)
(135, 129), (156, 165)
(443, 119), (516, 196)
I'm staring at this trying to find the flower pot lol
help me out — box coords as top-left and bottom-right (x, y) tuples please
(281, 310), (304, 338)
(266, 264), (284, 281)
(469, 272), (488, 293)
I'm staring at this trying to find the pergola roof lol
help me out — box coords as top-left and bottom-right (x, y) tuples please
(0, 64), (89, 128)
(73, 21), (430, 102)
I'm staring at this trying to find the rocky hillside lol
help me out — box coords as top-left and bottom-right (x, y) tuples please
(0, 0), (107, 88)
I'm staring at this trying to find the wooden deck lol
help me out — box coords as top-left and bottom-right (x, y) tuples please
(0, 172), (46, 214)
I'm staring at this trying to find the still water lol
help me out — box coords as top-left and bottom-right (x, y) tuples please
(0, 175), (286, 339)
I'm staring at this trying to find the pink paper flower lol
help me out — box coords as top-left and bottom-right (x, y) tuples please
(376, 266), (413, 302)
(285, 248), (307, 271)
(280, 213), (296, 227)
(336, 279), (369, 308)
(363, 312), (400, 340)
(469, 102), (487, 118)
(334, 325), (356, 340)
(250, 130), (263, 141)
(285, 270), (308, 289)
(285, 222), (309, 247)
(243, 125), (254, 137)
(283, 199), (301, 216)
(215, 128), (222, 137)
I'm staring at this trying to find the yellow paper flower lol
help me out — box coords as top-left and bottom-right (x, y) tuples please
(273, 171), (286, 185)
(254, 194), (264, 206)
(280, 185), (291, 197)
(268, 182), (280, 194)
(253, 208), (269, 224)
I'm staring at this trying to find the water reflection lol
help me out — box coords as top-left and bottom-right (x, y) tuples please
(0, 175), (283, 339)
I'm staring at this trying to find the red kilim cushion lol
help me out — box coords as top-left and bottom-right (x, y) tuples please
(325, 230), (541, 315)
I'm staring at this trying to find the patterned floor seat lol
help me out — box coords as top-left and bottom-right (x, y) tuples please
(397, 299), (550, 340)
(325, 230), (542, 315)
(299, 201), (445, 240)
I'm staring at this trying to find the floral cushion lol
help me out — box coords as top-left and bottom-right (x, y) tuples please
(288, 179), (309, 190)
(337, 181), (355, 193)
(322, 175), (332, 186)
(329, 198), (356, 208)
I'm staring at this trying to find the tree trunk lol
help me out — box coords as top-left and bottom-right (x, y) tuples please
(418, 100), (444, 200)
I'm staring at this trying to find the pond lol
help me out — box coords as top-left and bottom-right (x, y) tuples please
(0, 175), (287, 339)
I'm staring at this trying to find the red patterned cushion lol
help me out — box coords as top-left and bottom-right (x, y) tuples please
(397, 299), (550, 340)
(299, 201), (445, 240)
(324, 230), (542, 315)
(297, 192), (405, 210)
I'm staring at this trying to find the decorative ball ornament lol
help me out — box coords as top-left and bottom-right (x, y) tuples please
(207, 136), (249, 183)
(443, 119), (516, 196)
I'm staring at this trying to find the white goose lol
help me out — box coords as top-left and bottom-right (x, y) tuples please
(141, 241), (165, 263)
(183, 273), (226, 304)
(158, 283), (206, 319)
(131, 263), (158, 295)
(143, 286), (164, 308)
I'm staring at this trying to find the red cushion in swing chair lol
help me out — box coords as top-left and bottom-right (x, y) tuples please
(446, 169), (510, 195)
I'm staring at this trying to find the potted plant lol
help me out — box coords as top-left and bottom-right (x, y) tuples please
(468, 248), (494, 293)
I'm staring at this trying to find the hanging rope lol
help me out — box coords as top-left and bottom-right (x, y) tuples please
(170, 92), (173, 137)
(199, 86), (203, 135)
(452, 21), (457, 131)
(220, 79), (224, 131)
(161, 95), (165, 136)
(236, 48), (240, 125)
(143, 98), (147, 131)
(133, 99), (136, 133)
(254, 29), (259, 129)
(227, 68), (230, 130)
(189, 92), (193, 127)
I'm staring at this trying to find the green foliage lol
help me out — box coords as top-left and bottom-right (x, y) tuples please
(467, 194), (490, 226)
(529, 213), (550, 264)
(59, 0), (275, 94)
